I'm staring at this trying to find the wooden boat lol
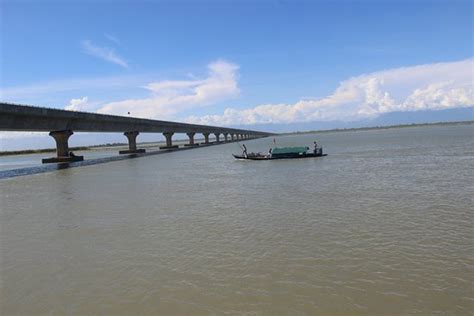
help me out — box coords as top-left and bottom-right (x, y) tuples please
(233, 146), (327, 160)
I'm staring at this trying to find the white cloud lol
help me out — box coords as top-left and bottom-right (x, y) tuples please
(97, 60), (240, 119)
(81, 40), (128, 68)
(401, 81), (472, 111)
(64, 96), (98, 112)
(2, 58), (472, 131)
(104, 33), (121, 45)
(185, 58), (474, 125)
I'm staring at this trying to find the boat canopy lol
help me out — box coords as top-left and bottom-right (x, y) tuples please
(271, 147), (309, 154)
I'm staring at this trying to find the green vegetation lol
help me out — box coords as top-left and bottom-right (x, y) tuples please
(0, 146), (91, 156)
(0, 143), (127, 157)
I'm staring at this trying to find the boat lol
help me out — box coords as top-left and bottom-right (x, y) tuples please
(233, 146), (327, 160)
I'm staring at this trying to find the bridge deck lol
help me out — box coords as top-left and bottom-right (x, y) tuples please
(0, 103), (270, 135)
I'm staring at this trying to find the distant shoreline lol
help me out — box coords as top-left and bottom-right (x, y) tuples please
(0, 138), (203, 157)
(1, 120), (472, 156)
(280, 120), (474, 136)
(0, 142), (127, 157)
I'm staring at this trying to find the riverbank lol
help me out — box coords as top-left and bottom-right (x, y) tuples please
(0, 146), (95, 156)
(0, 140), (183, 156)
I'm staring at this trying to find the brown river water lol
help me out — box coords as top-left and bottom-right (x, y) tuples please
(1, 124), (473, 315)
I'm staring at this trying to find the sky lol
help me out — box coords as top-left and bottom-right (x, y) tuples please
(0, 0), (473, 149)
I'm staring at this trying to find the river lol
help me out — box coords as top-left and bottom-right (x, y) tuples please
(1, 124), (473, 315)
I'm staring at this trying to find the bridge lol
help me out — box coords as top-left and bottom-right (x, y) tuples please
(0, 103), (272, 163)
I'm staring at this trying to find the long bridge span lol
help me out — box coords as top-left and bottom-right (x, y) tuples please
(0, 103), (272, 163)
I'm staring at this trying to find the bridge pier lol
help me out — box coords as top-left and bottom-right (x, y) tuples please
(119, 131), (146, 154)
(231, 134), (235, 141)
(214, 132), (221, 143)
(160, 132), (179, 149)
(202, 132), (210, 145)
(223, 133), (229, 142)
(42, 130), (84, 164)
(184, 132), (199, 147)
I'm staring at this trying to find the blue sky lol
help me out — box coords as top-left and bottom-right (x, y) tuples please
(1, 0), (473, 133)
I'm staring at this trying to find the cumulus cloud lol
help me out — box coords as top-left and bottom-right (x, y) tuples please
(64, 96), (97, 111)
(186, 58), (474, 125)
(97, 60), (240, 118)
(81, 40), (128, 68)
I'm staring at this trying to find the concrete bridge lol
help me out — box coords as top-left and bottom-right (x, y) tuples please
(0, 103), (271, 163)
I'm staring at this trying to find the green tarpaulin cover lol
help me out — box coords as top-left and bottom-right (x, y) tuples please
(271, 147), (309, 154)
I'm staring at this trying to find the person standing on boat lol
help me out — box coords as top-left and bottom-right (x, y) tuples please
(242, 144), (248, 158)
(313, 141), (318, 154)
